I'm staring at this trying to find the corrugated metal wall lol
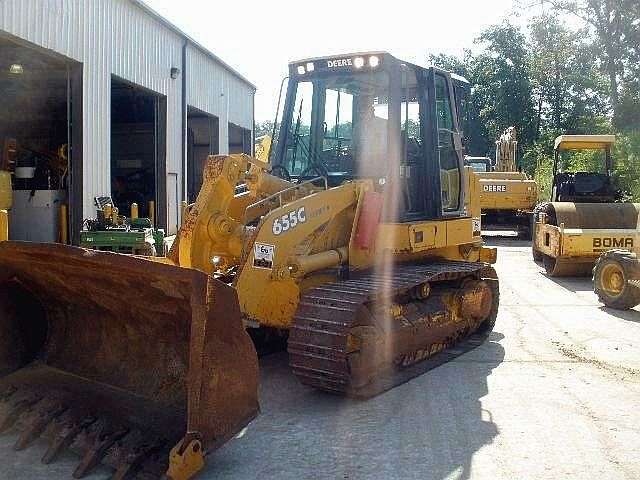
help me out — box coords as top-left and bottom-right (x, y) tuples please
(187, 46), (254, 154)
(0, 0), (254, 234)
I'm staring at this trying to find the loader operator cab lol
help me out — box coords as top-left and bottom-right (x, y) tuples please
(551, 135), (620, 203)
(270, 52), (468, 221)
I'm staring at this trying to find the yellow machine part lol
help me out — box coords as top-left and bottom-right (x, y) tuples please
(546, 202), (640, 229)
(0, 242), (259, 479)
(0, 210), (7, 242)
(554, 134), (616, 151)
(165, 156), (493, 332)
(0, 170), (11, 210)
(476, 172), (537, 211)
(534, 202), (640, 276)
(231, 168), (491, 329)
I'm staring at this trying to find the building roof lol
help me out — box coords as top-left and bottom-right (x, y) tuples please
(131, 0), (256, 91)
(554, 135), (616, 151)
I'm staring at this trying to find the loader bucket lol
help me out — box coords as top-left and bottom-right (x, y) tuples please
(0, 242), (259, 479)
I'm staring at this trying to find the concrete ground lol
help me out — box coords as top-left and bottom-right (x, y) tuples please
(2, 238), (640, 479)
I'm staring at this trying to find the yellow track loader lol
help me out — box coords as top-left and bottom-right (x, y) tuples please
(471, 127), (537, 239)
(532, 135), (640, 276)
(170, 52), (499, 396)
(0, 52), (499, 478)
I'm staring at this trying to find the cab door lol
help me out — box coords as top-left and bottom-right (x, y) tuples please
(422, 68), (466, 219)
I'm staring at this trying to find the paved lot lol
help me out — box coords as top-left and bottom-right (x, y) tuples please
(3, 238), (640, 479)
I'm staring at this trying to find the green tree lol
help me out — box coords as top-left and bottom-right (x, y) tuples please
(255, 120), (275, 138)
(528, 14), (609, 136)
(470, 23), (536, 157)
(430, 24), (536, 164)
(539, 0), (640, 127)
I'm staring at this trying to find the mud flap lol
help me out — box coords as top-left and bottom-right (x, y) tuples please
(0, 242), (259, 479)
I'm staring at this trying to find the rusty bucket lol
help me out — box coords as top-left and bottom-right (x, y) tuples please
(0, 241), (259, 479)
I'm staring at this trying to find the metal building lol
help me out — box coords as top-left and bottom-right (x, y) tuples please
(0, 0), (255, 240)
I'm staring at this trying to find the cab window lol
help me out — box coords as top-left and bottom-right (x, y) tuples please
(281, 72), (390, 180)
(435, 74), (461, 212)
(284, 81), (313, 175)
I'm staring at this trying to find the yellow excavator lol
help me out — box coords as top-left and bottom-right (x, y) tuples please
(532, 135), (640, 276)
(0, 52), (499, 479)
(470, 127), (538, 239)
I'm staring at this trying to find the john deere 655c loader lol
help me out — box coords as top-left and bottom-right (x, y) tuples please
(0, 52), (499, 479)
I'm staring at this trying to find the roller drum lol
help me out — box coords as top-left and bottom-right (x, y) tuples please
(545, 202), (640, 229)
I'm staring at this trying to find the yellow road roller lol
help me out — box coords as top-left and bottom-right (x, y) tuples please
(532, 135), (640, 276)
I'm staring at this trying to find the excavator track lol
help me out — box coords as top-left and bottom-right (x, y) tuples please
(288, 261), (499, 398)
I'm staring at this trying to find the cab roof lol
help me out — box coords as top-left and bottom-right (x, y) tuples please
(289, 51), (470, 84)
(554, 135), (616, 151)
(290, 51), (388, 66)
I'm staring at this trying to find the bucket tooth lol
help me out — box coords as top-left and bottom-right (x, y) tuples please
(14, 398), (68, 451)
(42, 412), (97, 464)
(0, 392), (41, 433)
(73, 420), (129, 479)
(110, 430), (165, 480)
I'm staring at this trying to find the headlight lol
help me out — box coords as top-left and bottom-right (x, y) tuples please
(306, 62), (315, 72)
(297, 65), (306, 75)
(354, 57), (365, 68)
(369, 56), (380, 68)
(9, 64), (23, 75)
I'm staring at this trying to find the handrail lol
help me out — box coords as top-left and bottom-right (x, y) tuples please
(243, 176), (328, 224)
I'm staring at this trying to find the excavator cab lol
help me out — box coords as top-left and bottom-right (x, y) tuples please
(465, 156), (492, 173)
(270, 52), (468, 221)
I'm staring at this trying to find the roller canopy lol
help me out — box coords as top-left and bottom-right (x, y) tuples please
(554, 135), (616, 151)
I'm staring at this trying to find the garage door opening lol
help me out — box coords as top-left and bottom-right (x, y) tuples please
(187, 107), (219, 203)
(111, 77), (166, 227)
(229, 122), (252, 155)
(0, 36), (82, 243)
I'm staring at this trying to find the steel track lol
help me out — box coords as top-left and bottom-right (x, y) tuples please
(288, 261), (499, 398)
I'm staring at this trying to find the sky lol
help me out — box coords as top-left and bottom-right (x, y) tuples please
(144, 0), (526, 122)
